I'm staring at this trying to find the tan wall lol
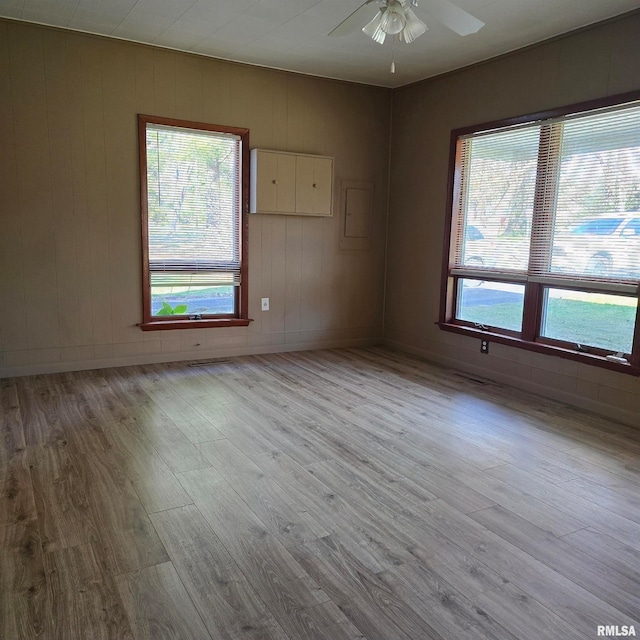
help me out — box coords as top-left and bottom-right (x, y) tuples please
(0, 20), (391, 376)
(385, 12), (640, 427)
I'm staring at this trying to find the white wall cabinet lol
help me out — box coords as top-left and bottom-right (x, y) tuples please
(250, 149), (333, 216)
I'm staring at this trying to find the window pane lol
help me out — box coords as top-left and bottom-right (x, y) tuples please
(150, 271), (236, 317)
(550, 104), (640, 281)
(146, 125), (240, 269)
(457, 279), (525, 331)
(541, 288), (637, 353)
(151, 285), (235, 316)
(460, 126), (539, 271)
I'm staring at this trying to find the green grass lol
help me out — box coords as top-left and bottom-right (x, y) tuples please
(151, 286), (233, 300)
(461, 299), (636, 352)
(460, 302), (523, 332)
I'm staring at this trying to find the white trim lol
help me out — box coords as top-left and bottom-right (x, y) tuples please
(0, 337), (381, 378)
(384, 336), (640, 430)
(450, 268), (527, 282)
(451, 270), (639, 294)
(527, 276), (638, 295)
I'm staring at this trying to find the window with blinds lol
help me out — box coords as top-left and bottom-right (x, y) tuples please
(442, 93), (640, 371)
(139, 115), (250, 329)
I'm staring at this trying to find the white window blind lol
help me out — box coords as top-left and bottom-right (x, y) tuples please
(145, 124), (242, 289)
(454, 125), (539, 275)
(452, 100), (640, 290)
(544, 103), (640, 285)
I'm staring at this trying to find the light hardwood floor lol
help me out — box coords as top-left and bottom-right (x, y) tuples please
(2, 347), (639, 639)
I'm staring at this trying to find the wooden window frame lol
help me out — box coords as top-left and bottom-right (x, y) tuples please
(439, 91), (640, 375)
(138, 114), (251, 331)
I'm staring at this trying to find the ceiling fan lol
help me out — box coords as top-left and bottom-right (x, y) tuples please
(329, 0), (485, 44)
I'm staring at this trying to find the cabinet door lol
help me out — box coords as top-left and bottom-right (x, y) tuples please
(311, 157), (333, 216)
(295, 155), (315, 214)
(295, 156), (333, 216)
(255, 150), (278, 212)
(275, 153), (296, 213)
(254, 151), (296, 213)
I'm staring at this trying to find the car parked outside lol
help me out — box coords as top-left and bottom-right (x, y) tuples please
(551, 213), (640, 279)
(463, 224), (529, 271)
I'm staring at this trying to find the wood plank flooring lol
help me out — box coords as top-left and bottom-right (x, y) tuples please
(1, 347), (639, 639)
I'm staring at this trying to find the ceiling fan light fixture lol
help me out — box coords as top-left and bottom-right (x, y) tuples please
(362, 1), (427, 45)
(401, 8), (427, 43)
(379, 0), (406, 34)
(362, 10), (387, 44)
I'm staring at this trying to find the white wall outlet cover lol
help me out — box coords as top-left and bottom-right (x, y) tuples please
(261, 297), (270, 311)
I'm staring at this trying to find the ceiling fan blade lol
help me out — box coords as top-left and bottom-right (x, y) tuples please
(425, 0), (484, 35)
(328, 0), (380, 37)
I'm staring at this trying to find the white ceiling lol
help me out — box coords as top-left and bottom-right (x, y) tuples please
(1, 0), (638, 88)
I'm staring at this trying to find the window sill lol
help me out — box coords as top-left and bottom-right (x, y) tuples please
(139, 318), (252, 331)
(438, 322), (640, 376)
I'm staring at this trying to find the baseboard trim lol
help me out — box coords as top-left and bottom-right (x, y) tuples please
(1, 336), (382, 378)
(383, 337), (640, 430)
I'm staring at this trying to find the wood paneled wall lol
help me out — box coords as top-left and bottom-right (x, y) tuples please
(0, 20), (391, 376)
(385, 11), (640, 427)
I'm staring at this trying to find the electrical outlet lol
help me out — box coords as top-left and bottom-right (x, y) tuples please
(480, 339), (489, 354)
(261, 297), (270, 311)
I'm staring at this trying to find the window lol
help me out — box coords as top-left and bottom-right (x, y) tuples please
(139, 115), (250, 330)
(440, 92), (640, 373)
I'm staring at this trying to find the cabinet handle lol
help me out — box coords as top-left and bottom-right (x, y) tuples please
(313, 183), (317, 188)
(272, 180), (278, 185)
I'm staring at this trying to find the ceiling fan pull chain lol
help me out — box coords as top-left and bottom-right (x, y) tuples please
(391, 36), (396, 73)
